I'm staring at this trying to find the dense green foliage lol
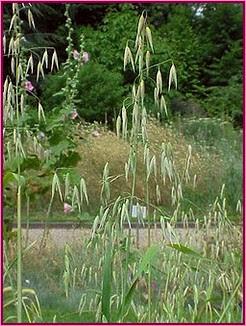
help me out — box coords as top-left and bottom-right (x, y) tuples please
(42, 62), (124, 123)
(4, 3), (240, 125)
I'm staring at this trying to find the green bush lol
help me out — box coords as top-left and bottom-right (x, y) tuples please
(77, 5), (138, 73)
(202, 79), (242, 126)
(41, 62), (125, 123)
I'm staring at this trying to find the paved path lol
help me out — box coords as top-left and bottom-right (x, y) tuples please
(19, 224), (241, 249)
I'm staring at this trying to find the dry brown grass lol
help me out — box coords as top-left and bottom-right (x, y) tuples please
(74, 119), (222, 211)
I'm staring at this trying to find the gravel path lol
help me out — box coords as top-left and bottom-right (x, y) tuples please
(18, 225), (241, 249)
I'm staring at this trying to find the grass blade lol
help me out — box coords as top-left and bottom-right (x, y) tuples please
(102, 242), (113, 322)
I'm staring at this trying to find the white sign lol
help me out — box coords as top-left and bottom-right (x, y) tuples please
(131, 204), (147, 219)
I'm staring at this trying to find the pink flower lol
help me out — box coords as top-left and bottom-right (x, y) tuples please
(82, 51), (89, 63)
(73, 49), (80, 60)
(64, 203), (73, 214)
(71, 109), (78, 120)
(24, 81), (34, 92)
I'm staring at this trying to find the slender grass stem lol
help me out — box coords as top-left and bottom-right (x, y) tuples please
(148, 268), (151, 321)
(16, 185), (22, 322)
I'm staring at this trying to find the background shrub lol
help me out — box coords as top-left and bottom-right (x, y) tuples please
(41, 62), (125, 123)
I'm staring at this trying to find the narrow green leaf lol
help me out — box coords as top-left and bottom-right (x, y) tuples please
(138, 245), (159, 275)
(102, 243), (112, 322)
(167, 243), (202, 257)
(117, 278), (138, 321)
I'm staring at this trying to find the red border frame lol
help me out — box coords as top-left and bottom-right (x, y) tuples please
(0, 1), (245, 325)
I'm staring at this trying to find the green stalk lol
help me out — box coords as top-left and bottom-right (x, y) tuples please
(24, 195), (30, 248)
(148, 268), (151, 321)
(13, 5), (23, 322)
(146, 171), (151, 320)
(146, 181), (150, 247)
(123, 229), (130, 321)
(39, 196), (53, 251)
(16, 185), (22, 322)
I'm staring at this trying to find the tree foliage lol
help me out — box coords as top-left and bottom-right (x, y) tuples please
(4, 3), (242, 125)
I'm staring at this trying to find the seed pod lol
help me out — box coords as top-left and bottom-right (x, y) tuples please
(72, 185), (81, 212)
(220, 183), (225, 199)
(122, 105), (127, 139)
(168, 63), (177, 91)
(144, 143), (150, 165)
(132, 102), (139, 126)
(124, 45), (135, 72)
(36, 61), (41, 81)
(137, 14), (145, 39)
(145, 50), (150, 77)
(140, 79), (145, 100)
(51, 173), (63, 202)
(3, 78), (8, 105)
(112, 195), (121, 218)
(132, 83), (136, 99)
(9, 14), (16, 32)
(236, 200), (242, 214)
(16, 64), (21, 84)
(99, 207), (109, 230)
(171, 186), (176, 206)
(146, 26), (154, 52)
(51, 50), (59, 71)
(11, 57), (15, 76)
(116, 115), (121, 138)
(120, 203), (127, 229)
(135, 42), (142, 64)
(42, 49), (48, 69)
(16, 137), (26, 159)
(156, 184), (161, 205)
(3, 35), (6, 54)
(38, 102), (46, 123)
(193, 174), (197, 189)
(147, 155), (156, 181)
(156, 68), (162, 94)
(13, 128), (17, 144)
(80, 177), (89, 205)
(177, 184), (183, 200)
(14, 37), (20, 52)
(28, 9), (35, 29)
(64, 173), (70, 200)
(40, 61), (45, 79)
(8, 37), (14, 56)
(160, 95), (168, 117)
(138, 53), (143, 73)
(129, 50), (135, 72)
(12, 3), (18, 14)
(125, 161), (129, 182)
(20, 94), (24, 114)
(154, 87), (159, 106)
(123, 45), (129, 71)
(26, 54), (34, 75)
